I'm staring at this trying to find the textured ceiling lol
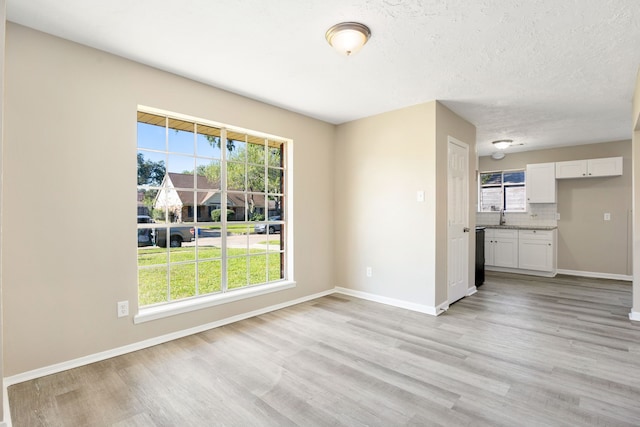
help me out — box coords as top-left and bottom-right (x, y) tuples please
(7, 0), (640, 156)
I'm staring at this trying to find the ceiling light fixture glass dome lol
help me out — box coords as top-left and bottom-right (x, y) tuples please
(325, 22), (371, 56)
(492, 139), (513, 150)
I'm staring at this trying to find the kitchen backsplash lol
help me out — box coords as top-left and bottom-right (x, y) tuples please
(476, 203), (558, 227)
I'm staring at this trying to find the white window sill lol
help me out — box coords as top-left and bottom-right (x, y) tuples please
(134, 280), (296, 324)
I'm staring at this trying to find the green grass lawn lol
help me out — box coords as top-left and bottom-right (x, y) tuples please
(258, 240), (281, 245)
(138, 247), (282, 306)
(201, 224), (258, 234)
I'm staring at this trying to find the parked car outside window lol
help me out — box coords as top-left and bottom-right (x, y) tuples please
(254, 216), (281, 234)
(137, 215), (194, 248)
(137, 215), (155, 247)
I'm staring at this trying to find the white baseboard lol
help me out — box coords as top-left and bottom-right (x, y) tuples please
(3, 381), (11, 427)
(556, 269), (632, 282)
(436, 301), (449, 314)
(630, 311), (640, 322)
(486, 266), (556, 278)
(334, 286), (443, 316)
(466, 286), (478, 296)
(3, 288), (335, 387)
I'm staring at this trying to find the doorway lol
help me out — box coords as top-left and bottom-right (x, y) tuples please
(448, 137), (470, 304)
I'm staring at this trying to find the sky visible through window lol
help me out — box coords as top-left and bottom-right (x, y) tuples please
(137, 122), (223, 179)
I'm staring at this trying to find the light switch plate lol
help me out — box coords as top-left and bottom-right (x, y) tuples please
(416, 190), (425, 202)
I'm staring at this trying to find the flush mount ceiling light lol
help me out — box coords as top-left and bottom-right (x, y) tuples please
(325, 22), (371, 56)
(492, 139), (513, 150)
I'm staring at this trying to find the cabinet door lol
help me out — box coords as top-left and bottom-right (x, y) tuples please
(555, 160), (587, 179)
(587, 157), (622, 177)
(484, 230), (495, 266)
(493, 238), (518, 268)
(518, 239), (553, 271)
(526, 163), (556, 203)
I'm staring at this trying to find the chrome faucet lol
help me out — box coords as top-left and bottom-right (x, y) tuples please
(499, 209), (506, 225)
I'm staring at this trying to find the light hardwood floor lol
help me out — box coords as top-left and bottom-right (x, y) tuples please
(9, 273), (640, 426)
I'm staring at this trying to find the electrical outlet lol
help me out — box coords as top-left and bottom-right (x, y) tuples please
(366, 267), (372, 277)
(556, 212), (561, 220)
(117, 300), (129, 318)
(604, 213), (611, 221)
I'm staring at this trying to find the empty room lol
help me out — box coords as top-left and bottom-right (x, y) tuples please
(1, 1), (640, 426)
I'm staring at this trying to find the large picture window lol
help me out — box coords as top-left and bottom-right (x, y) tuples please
(479, 170), (526, 212)
(137, 110), (288, 308)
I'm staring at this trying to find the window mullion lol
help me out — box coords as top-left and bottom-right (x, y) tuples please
(221, 128), (228, 292)
(244, 135), (249, 287)
(193, 124), (199, 296)
(164, 116), (171, 302)
(264, 139), (269, 281)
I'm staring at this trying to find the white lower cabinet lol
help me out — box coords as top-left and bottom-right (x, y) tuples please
(518, 230), (555, 272)
(485, 228), (557, 275)
(485, 229), (518, 268)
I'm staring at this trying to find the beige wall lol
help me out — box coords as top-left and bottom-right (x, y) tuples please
(334, 101), (476, 311)
(334, 103), (437, 306)
(633, 68), (640, 316)
(0, 1), (5, 422)
(2, 23), (336, 376)
(480, 140), (632, 276)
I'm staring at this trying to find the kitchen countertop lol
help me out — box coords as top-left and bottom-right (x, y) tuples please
(476, 225), (558, 230)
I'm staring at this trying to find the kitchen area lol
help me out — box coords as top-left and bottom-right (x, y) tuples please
(475, 140), (631, 282)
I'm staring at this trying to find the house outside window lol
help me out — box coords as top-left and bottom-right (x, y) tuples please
(479, 170), (526, 212)
(137, 109), (288, 308)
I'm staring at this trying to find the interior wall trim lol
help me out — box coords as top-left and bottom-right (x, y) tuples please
(556, 269), (632, 282)
(629, 311), (640, 321)
(334, 286), (441, 316)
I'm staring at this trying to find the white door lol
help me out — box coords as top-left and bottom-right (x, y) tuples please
(448, 137), (469, 304)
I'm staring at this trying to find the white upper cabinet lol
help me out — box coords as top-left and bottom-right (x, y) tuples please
(587, 157), (623, 177)
(555, 157), (622, 179)
(554, 160), (586, 178)
(526, 162), (556, 203)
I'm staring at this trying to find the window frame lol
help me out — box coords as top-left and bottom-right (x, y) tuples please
(478, 169), (526, 213)
(135, 106), (295, 323)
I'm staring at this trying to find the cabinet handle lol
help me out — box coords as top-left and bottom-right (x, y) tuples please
(548, 243), (551, 246)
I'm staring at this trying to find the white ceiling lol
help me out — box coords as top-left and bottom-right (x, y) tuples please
(7, 0), (640, 156)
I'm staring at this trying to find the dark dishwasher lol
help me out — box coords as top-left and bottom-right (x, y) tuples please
(475, 227), (485, 286)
